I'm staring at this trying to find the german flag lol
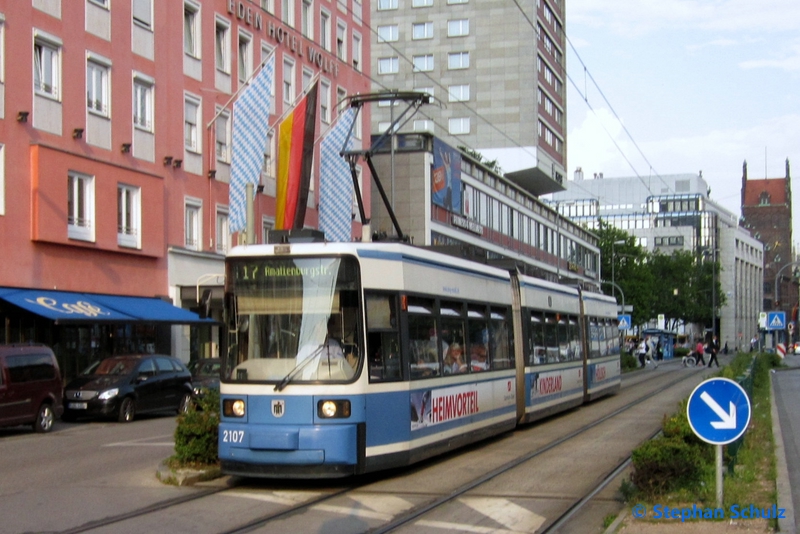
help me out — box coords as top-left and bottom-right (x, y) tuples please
(275, 82), (318, 229)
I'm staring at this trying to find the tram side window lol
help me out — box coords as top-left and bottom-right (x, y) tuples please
(608, 322), (620, 355)
(565, 316), (581, 362)
(588, 320), (601, 358)
(408, 297), (441, 379)
(490, 308), (513, 369)
(441, 302), (467, 374)
(529, 312), (545, 365)
(467, 306), (489, 372)
(365, 293), (401, 382)
(557, 315), (572, 362)
(543, 313), (559, 363)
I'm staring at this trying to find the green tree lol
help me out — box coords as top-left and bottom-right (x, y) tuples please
(596, 221), (653, 327)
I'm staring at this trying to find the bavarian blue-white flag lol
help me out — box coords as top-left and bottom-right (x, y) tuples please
(319, 107), (357, 242)
(229, 54), (275, 233)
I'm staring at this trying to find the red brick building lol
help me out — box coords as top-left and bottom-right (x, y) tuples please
(741, 159), (795, 316)
(0, 1), (371, 377)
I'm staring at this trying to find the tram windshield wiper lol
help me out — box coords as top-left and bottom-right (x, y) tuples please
(274, 345), (325, 392)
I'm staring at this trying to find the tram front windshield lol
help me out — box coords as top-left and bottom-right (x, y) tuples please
(224, 255), (362, 384)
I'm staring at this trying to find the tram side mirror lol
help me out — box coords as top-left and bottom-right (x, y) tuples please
(199, 289), (212, 319)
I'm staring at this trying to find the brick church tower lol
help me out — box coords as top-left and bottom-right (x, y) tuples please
(741, 159), (795, 317)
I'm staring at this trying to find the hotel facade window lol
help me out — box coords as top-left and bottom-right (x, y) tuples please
(283, 58), (295, 107)
(320, 79), (331, 123)
(68, 172), (94, 242)
(215, 108), (231, 163)
(117, 184), (141, 249)
(216, 207), (230, 254)
(133, 74), (154, 131)
(183, 1), (201, 58)
(413, 0), (433, 6)
(301, 0), (313, 39)
(336, 21), (347, 61)
(132, 0), (152, 29)
(282, 0), (295, 27)
(184, 199), (202, 251)
(238, 31), (252, 84)
(320, 10), (331, 51)
(86, 56), (110, 116)
(378, 0), (398, 10)
(215, 18), (230, 73)
(352, 33), (361, 71)
(184, 93), (201, 152)
(34, 34), (60, 99)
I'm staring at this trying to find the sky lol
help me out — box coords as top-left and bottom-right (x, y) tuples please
(564, 0), (800, 243)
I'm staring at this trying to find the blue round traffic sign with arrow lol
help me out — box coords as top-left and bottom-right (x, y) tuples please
(687, 378), (751, 445)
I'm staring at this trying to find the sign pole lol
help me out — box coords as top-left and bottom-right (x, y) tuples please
(716, 444), (723, 508)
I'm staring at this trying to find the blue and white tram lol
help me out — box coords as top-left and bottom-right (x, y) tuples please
(218, 241), (618, 478)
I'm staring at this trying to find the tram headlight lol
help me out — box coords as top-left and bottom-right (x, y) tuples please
(223, 398), (246, 417)
(318, 399), (351, 419)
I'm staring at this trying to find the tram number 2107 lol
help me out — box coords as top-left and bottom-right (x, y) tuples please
(222, 430), (246, 443)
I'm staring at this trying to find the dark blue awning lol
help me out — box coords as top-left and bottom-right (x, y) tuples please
(0, 288), (215, 325)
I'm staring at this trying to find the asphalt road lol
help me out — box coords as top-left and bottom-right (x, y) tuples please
(0, 413), (191, 534)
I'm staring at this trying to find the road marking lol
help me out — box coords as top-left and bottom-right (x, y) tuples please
(223, 490), (321, 506)
(460, 497), (546, 532)
(348, 494), (415, 515)
(103, 434), (175, 447)
(313, 504), (392, 520)
(416, 519), (519, 533)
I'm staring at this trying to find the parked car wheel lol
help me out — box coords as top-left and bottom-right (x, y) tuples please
(178, 393), (192, 415)
(118, 397), (136, 423)
(33, 403), (55, 433)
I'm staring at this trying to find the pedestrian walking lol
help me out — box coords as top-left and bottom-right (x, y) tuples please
(647, 336), (658, 368)
(637, 338), (647, 368)
(695, 338), (706, 366)
(707, 335), (720, 368)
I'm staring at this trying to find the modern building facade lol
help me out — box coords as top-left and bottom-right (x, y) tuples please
(0, 1), (371, 379)
(548, 171), (764, 349)
(369, 133), (601, 288)
(741, 160), (795, 320)
(370, 0), (566, 188)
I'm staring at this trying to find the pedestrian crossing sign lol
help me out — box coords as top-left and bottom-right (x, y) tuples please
(618, 314), (631, 330)
(767, 311), (786, 331)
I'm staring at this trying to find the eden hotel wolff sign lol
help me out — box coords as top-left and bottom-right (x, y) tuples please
(227, 0), (341, 79)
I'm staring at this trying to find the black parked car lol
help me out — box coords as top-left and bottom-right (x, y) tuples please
(63, 354), (193, 423)
(189, 358), (221, 398)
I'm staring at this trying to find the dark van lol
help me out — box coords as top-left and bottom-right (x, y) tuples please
(0, 344), (64, 432)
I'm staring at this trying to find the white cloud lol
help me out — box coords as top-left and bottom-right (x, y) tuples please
(569, 0), (800, 36)
(739, 41), (800, 71)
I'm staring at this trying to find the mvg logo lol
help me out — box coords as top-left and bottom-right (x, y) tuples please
(272, 399), (285, 418)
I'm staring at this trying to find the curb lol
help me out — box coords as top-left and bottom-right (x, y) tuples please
(770, 371), (797, 534)
(156, 459), (222, 486)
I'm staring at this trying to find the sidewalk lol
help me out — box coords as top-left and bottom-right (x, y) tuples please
(772, 353), (800, 533)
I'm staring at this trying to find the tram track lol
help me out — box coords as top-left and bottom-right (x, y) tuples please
(57, 363), (706, 534)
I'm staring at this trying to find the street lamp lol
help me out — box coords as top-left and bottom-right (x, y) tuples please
(611, 240), (626, 302)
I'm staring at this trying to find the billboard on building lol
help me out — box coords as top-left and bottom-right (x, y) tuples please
(432, 138), (462, 214)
